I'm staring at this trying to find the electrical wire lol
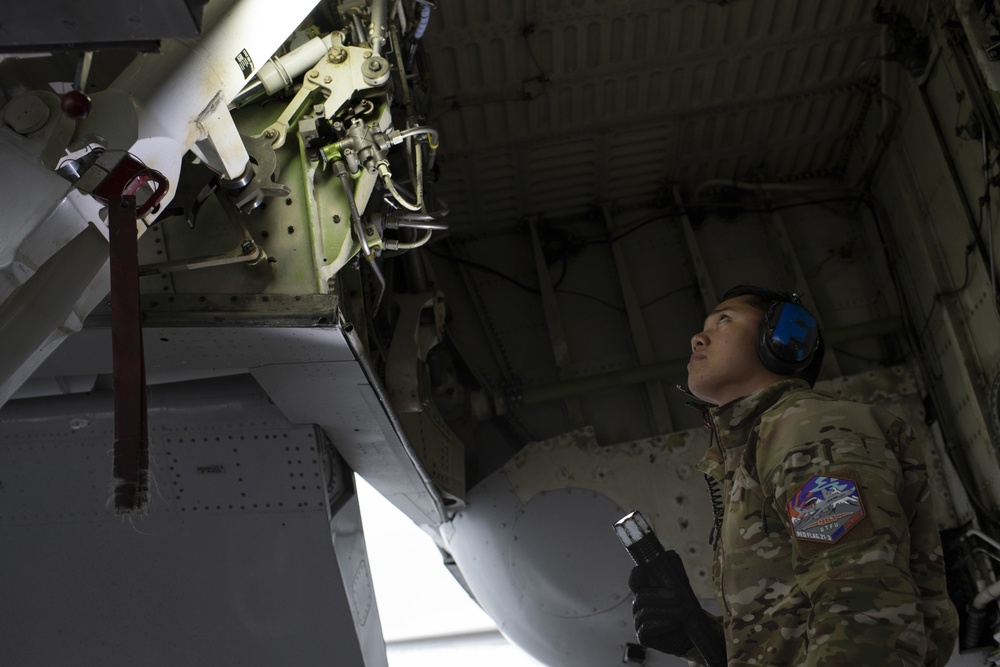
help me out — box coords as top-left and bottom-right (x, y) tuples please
(913, 242), (976, 345)
(573, 196), (869, 249)
(521, 0), (546, 77)
(990, 201), (999, 322)
(426, 246), (628, 312)
(427, 247), (538, 293)
(607, 213), (675, 244)
(640, 283), (699, 310)
(865, 197), (1000, 529)
(693, 195), (869, 216)
(557, 289), (625, 313)
(983, 131), (1000, 323)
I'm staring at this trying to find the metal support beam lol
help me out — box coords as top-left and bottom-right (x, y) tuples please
(766, 208), (843, 377)
(675, 186), (718, 315)
(451, 243), (517, 386)
(603, 205), (673, 433)
(517, 317), (904, 406)
(527, 217), (584, 427)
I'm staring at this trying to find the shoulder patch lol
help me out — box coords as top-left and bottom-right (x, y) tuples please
(787, 475), (865, 543)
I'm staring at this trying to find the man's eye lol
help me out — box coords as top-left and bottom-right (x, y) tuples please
(718, 315), (729, 323)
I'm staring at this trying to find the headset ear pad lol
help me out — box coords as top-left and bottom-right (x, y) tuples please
(758, 302), (820, 376)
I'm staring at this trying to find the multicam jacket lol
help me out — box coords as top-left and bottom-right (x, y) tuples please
(692, 379), (958, 666)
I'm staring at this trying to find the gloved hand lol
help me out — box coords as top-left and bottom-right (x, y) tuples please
(628, 562), (695, 657)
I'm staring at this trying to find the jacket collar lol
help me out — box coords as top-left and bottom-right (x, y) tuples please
(708, 378), (809, 450)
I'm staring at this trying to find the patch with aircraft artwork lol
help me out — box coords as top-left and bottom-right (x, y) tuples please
(787, 475), (865, 544)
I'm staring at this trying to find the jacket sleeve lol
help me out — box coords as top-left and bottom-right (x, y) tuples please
(679, 611), (724, 667)
(761, 415), (955, 666)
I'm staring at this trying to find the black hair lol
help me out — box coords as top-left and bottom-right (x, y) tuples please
(720, 284), (825, 387)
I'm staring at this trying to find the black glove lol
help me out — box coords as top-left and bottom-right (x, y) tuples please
(628, 562), (695, 657)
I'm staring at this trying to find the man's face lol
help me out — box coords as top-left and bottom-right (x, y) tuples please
(687, 295), (786, 406)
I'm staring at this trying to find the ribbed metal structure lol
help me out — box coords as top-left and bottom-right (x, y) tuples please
(422, 0), (881, 230)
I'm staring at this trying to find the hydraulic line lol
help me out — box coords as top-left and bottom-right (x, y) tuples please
(379, 162), (422, 211)
(379, 125), (437, 212)
(412, 133), (425, 211)
(392, 229), (433, 250)
(333, 160), (372, 258)
(392, 125), (440, 147)
(393, 220), (447, 230)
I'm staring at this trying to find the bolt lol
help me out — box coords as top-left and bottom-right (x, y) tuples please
(308, 70), (319, 79)
(365, 227), (375, 236)
(332, 215), (341, 223)
(287, 226), (295, 234)
(241, 240), (255, 254)
(264, 128), (277, 138)
(327, 47), (348, 64)
(368, 60), (383, 72)
(323, 76), (332, 84)
(364, 51), (372, 59)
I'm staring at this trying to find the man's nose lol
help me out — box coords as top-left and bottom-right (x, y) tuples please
(691, 332), (707, 350)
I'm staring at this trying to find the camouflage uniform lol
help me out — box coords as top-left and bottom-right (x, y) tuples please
(692, 378), (958, 666)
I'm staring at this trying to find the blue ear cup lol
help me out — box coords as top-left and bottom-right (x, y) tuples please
(758, 302), (819, 375)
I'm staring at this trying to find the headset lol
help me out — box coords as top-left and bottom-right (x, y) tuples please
(757, 295), (820, 376)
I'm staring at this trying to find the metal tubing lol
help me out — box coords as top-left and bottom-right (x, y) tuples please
(392, 126), (440, 146)
(393, 220), (448, 230)
(334, 161), (371, 258)
(369, 0), (388, 56)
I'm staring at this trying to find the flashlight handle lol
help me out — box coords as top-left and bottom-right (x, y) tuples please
(616, 512), (727, 667)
